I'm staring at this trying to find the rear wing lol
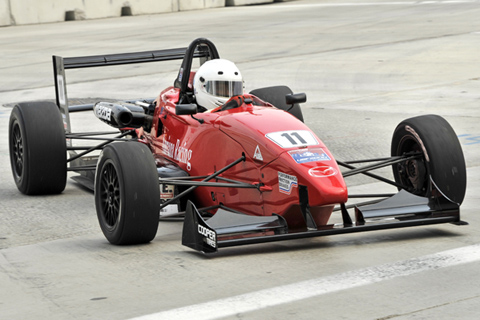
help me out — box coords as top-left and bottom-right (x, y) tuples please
(52, 38), (219, 134)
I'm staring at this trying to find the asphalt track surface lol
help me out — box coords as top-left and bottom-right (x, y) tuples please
(1, 1), (480, 319)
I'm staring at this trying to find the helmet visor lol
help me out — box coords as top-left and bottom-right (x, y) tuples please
(205, 81), (243, 98)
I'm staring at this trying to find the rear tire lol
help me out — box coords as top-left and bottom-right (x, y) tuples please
(250, 85), (304, 122)
(95, 142), (160, 245)
(9, 101), (67, 195)
(391, 115), (466, 205)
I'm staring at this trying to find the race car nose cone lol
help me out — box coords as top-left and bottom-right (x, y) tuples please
(308, 166), (337, 178)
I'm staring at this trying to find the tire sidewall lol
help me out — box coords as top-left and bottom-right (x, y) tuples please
(391, 115), (467, 204)
(250, 85), (304, 122)
(391, 123), (431, 195)
(95, 147), (127, 244)
(95, 142), (160, 245)
(9, 107), (29, 192)
(8, 102), (67, 195)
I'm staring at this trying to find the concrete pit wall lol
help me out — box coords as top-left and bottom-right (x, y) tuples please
(0, 0), (288, 27)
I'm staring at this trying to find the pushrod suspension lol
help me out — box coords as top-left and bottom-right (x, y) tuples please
(66, 130), (135, 163)
(159, 155), (246, 209)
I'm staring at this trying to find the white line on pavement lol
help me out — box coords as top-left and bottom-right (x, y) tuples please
(267, 1), (478, 8)
(129, 243), (480, 320)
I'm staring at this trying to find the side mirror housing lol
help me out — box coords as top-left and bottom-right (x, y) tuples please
(176, 104), (198, 115)
(286, 93), (307, 105)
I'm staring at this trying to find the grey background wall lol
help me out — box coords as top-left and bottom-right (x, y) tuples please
(0, 0), (290, 26)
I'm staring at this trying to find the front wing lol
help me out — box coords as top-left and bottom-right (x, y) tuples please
(182, 190), (464, 253)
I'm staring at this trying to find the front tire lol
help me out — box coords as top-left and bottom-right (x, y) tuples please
(95, 142), (160, 245)
(250, 85), (304, 122)
(391, 114), (466, 205)
(9, 101), (67, 195)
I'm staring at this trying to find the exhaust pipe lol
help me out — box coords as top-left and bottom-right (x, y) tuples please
(93, 102), (147, 128)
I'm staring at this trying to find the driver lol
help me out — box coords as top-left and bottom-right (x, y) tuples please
(193, 59), (244, 111)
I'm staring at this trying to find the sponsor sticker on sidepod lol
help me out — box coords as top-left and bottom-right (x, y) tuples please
(278, 171), (298, 195)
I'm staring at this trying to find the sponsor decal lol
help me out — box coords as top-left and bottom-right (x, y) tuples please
(253, 145), (263, 161)
(198, 224), (216, 248)
(160, 184), (175, 199)
(266, 130), (318, 148)
(62, 113), (68, 130)
(308, 166), (337, 178)
(94, 104), (112, 121)
(160, 204), (180, 216)
(278, 171), (298, 195)
(163, 138), (175, 158)
(56, 74), (66, 106)
(162, 137), (193, 171)
(288, 148), (331, 164)
(178, 67), (184, 82)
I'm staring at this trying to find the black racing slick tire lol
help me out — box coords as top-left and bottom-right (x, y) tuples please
(95, 142), (160, 245)
(391, 114), (466, 205)
(250, 85), (304, 122)
(9, 101), (67, 195)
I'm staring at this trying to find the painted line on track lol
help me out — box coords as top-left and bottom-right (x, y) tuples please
(458, 134), (480, 145)
(272, 1), (479, 8)
(130, 243), (480, 320)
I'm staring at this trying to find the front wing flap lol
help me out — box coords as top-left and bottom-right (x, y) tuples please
(182, 190), (465, 253)
(182, 202), (287, 253)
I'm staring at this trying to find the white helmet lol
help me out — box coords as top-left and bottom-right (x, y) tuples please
(193, 59), (243, 109)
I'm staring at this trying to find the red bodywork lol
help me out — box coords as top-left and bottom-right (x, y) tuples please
(138, 84), (348, 229)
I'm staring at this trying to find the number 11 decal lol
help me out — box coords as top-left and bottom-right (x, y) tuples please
(281, 132), (307, 145)
(266, 130), (318, 148)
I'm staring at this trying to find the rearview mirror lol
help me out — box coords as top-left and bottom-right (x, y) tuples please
(176, 104), (198, 115)
(286, 93), (307, 105)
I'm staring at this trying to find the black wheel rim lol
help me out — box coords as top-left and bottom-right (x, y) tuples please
(11, 122), (24, 179)
(395, 136), (428, 196)
(100, 162), (121, 229)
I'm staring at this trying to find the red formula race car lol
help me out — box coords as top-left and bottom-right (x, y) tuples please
(9, 38), (467, 253)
